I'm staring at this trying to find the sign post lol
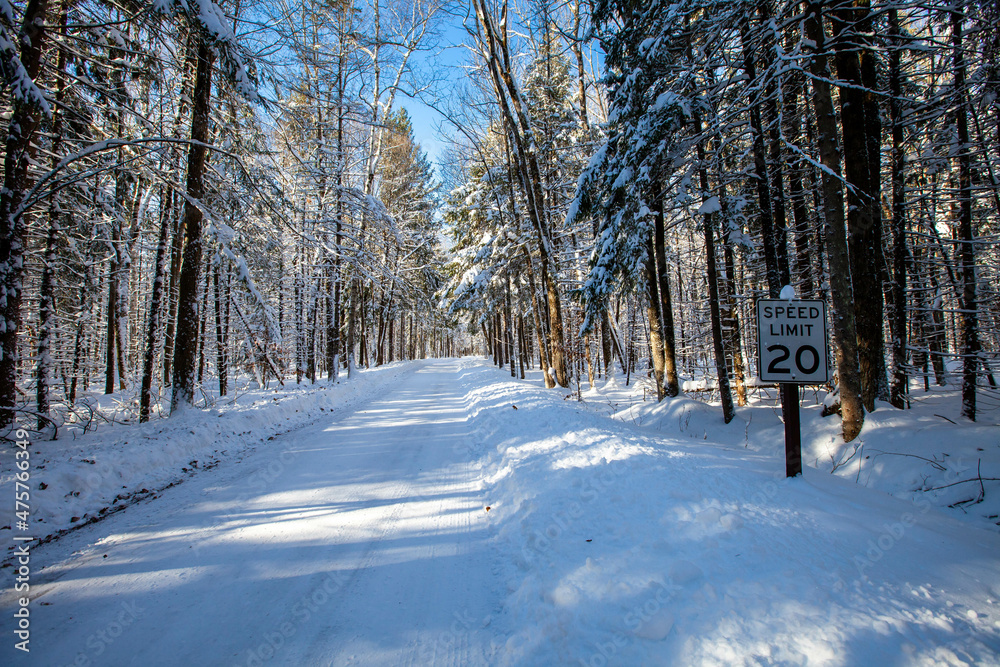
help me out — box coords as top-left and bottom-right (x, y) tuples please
(756, 299), (829, 478)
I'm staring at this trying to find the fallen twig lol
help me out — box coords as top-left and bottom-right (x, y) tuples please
(867, 449), (948, 471)
(925, 476), (999, 492)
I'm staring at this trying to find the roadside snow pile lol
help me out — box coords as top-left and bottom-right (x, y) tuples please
(602, 379), (1000, 530)
(0, 363), (418, 550)
(470, 366), (1000, 665)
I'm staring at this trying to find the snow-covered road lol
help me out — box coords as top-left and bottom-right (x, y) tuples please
(3, 359), (500, 666)
(5, 358), (1000, 666)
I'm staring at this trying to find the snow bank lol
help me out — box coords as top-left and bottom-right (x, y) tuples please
(608, 378), (1000, 531)
(467, 364), (1000, 665)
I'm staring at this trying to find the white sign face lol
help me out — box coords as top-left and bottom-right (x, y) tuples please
(756, 299), (829, 383)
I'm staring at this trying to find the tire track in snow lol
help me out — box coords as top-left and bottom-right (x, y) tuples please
(0, 359), (500, 667)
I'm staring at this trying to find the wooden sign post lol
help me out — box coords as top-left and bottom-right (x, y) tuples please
(756, 299), (829, 478)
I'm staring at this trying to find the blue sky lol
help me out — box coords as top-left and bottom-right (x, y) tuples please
(396, 17), (470, 178)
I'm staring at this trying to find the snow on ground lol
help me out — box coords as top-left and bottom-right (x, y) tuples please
(2, 358), (999, 666)
(0, 362), (416, 553)
(3, 359), (499, 666)
(467, 363), (1000, 665)
(583, 368), (1000, 531)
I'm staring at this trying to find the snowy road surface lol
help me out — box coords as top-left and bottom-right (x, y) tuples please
(4, 358), (1000, 666)
(4, 360), (500, 666)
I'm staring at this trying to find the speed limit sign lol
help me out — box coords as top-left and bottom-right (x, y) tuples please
(757, 297), (829, 478)
(756, 299), (829, 384)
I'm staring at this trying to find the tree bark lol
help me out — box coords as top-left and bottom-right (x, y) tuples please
(170, 40), (215, 414)
(347, 280), (357, 378)
(35, 0), (70, 427)
(831, 0), (888, 410)
(140, 186), (174, 422)
(644, 239), (666, 401)
(952, 7), (979, 421)
(785, 38), (815, 297)
(888, 8), (908, 409)
(693, 114), (735, 423)
(506, 272), (516, 377)
(722, 231), (747, 406)
(702, 218), (735, 423)
(196, 256), (211, 385)
(294, 245), (304, 384)
(161, 34), (195, 386)
(0, 0), (51, 425)
(806, 0), (865, 442)
(104, 251), (119, 394)
(306, 291), (318, 383)
(214, 264), (228, 396)
(739, 18), (786, 295)
(652, 184), (680, 397)
(759, 0), (791, 290)
(521, 247), (555, 388)
(36, 219), (57, 428)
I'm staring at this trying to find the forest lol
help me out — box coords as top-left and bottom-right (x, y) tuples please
(0, 0), (997, 442)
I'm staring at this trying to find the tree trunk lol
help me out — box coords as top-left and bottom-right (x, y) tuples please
(506, 272), (516, 377)
(294, 247), (304, 384)
(104, 259), (119, 395)
(170, 40), (215, 414)
(571, 0), (589, 128)
(703, 219), (735, 423)
(163, 189), (184, 385)
(601, 312), (612, 378)
(518, 314), (527, 378)
(759, 0), (792, 289)
(214, 264), (228, 396)
(140, 186), (174, 422)
(0, 0), (51, 426)
(162, 36), (195, 386)
(347, 281), (357, 378)
(652, 185), (680, 397)
(197, 255), (211, 385)
(644, 239), (666, 401)
(806, 0), (864, 441)
(35, 1), (70, 428)
(521, 247), (555, 387)
(888, 8), (908, 409)
(723, 223), (747, 407)
(831, 0), (888, 410)
(740, 18), (786, 296)
(306, 291), (318, 383)
(952, 7), (979, 421)
(693, 116), (735, 423)
(69, 278), (92, 405)
(785, 38), (815, 297)
(36, 218), (57, 428)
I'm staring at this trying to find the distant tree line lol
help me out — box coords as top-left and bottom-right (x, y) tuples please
(0, 0), (455, 434)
